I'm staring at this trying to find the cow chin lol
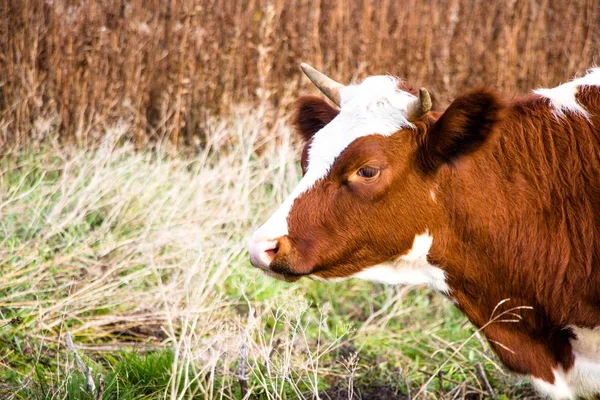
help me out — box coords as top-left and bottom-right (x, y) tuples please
(262, 269), (302, 283)
(267, 255), (311, 281)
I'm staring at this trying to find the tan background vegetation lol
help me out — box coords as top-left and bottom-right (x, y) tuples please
(1, 0), (598, 149)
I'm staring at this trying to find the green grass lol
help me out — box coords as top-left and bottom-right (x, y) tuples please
(6, 349), (182, 399)
(0, 109), (541, 399)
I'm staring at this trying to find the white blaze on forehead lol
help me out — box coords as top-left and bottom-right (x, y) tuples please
(534, 67), (600, 118)
(252, 75), (417, 242)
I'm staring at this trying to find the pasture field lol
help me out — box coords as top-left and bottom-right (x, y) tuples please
(1, 1), (598, 399)
(0, 107), (542, 399)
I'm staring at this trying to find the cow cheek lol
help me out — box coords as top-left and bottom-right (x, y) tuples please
(294, 235), (328, 273)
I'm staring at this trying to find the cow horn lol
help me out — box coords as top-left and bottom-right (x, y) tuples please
(407, 87), (432, 121)
(300, 63), (344, 106)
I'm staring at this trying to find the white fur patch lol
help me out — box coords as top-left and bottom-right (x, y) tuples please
(352, 232), (449, 293)
(252, 76), (417, 242)
(530, 326), (600, 399)
(566, 326), (600, 397)
(567, 357), (600, 398)
(531, 369), (573, 399)
(533, 67), (600, 118)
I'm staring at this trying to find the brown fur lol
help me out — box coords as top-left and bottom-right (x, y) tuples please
(293, 96), (340, 173)
(431, 87), (600, 381)
(267, 83), (600, 386)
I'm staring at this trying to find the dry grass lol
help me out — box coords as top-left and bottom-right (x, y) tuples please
(1, 0), (599, 149)
(0, 107), (542, 398)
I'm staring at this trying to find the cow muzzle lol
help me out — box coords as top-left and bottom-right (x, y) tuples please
(248, 236), (280, 269)
(249, 235), (304, 278)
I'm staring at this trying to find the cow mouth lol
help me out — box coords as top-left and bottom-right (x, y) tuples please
(249, 258), (308, 282)
(262, 269), (303, 282)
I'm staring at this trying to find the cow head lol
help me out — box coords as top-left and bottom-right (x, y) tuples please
(249, 63), (503, 288)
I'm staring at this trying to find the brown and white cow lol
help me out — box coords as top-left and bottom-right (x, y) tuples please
(249, 63), (600, 399)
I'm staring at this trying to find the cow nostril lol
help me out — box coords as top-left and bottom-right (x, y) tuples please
(266, 241), (280, 258)
(249, 238), (281, 269)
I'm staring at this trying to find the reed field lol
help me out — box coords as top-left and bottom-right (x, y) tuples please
(0, 0), (599, 399)
(1, 0), (598, 148)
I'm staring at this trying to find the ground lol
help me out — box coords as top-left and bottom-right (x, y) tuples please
(0, 108), (543, 399)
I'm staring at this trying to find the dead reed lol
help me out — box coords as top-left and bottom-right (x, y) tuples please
(1, 0), (598, 149)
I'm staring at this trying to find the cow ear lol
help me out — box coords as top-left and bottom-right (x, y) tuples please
(293, 96), (339, 141)
(416, 89), (505, 174)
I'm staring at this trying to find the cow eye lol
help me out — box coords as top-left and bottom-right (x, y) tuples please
(357, 166), (380, 179)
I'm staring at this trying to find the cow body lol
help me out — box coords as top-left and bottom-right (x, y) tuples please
(249, 66), (600, 399)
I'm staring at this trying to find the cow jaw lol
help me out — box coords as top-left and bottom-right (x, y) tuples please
(350, 232), (449, 293)
(308, 231), (449, 293)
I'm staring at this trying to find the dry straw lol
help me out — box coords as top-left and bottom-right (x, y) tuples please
(1, 0), (598, 149)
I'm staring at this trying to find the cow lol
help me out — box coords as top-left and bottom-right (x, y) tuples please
(248, 63), (600, 399)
